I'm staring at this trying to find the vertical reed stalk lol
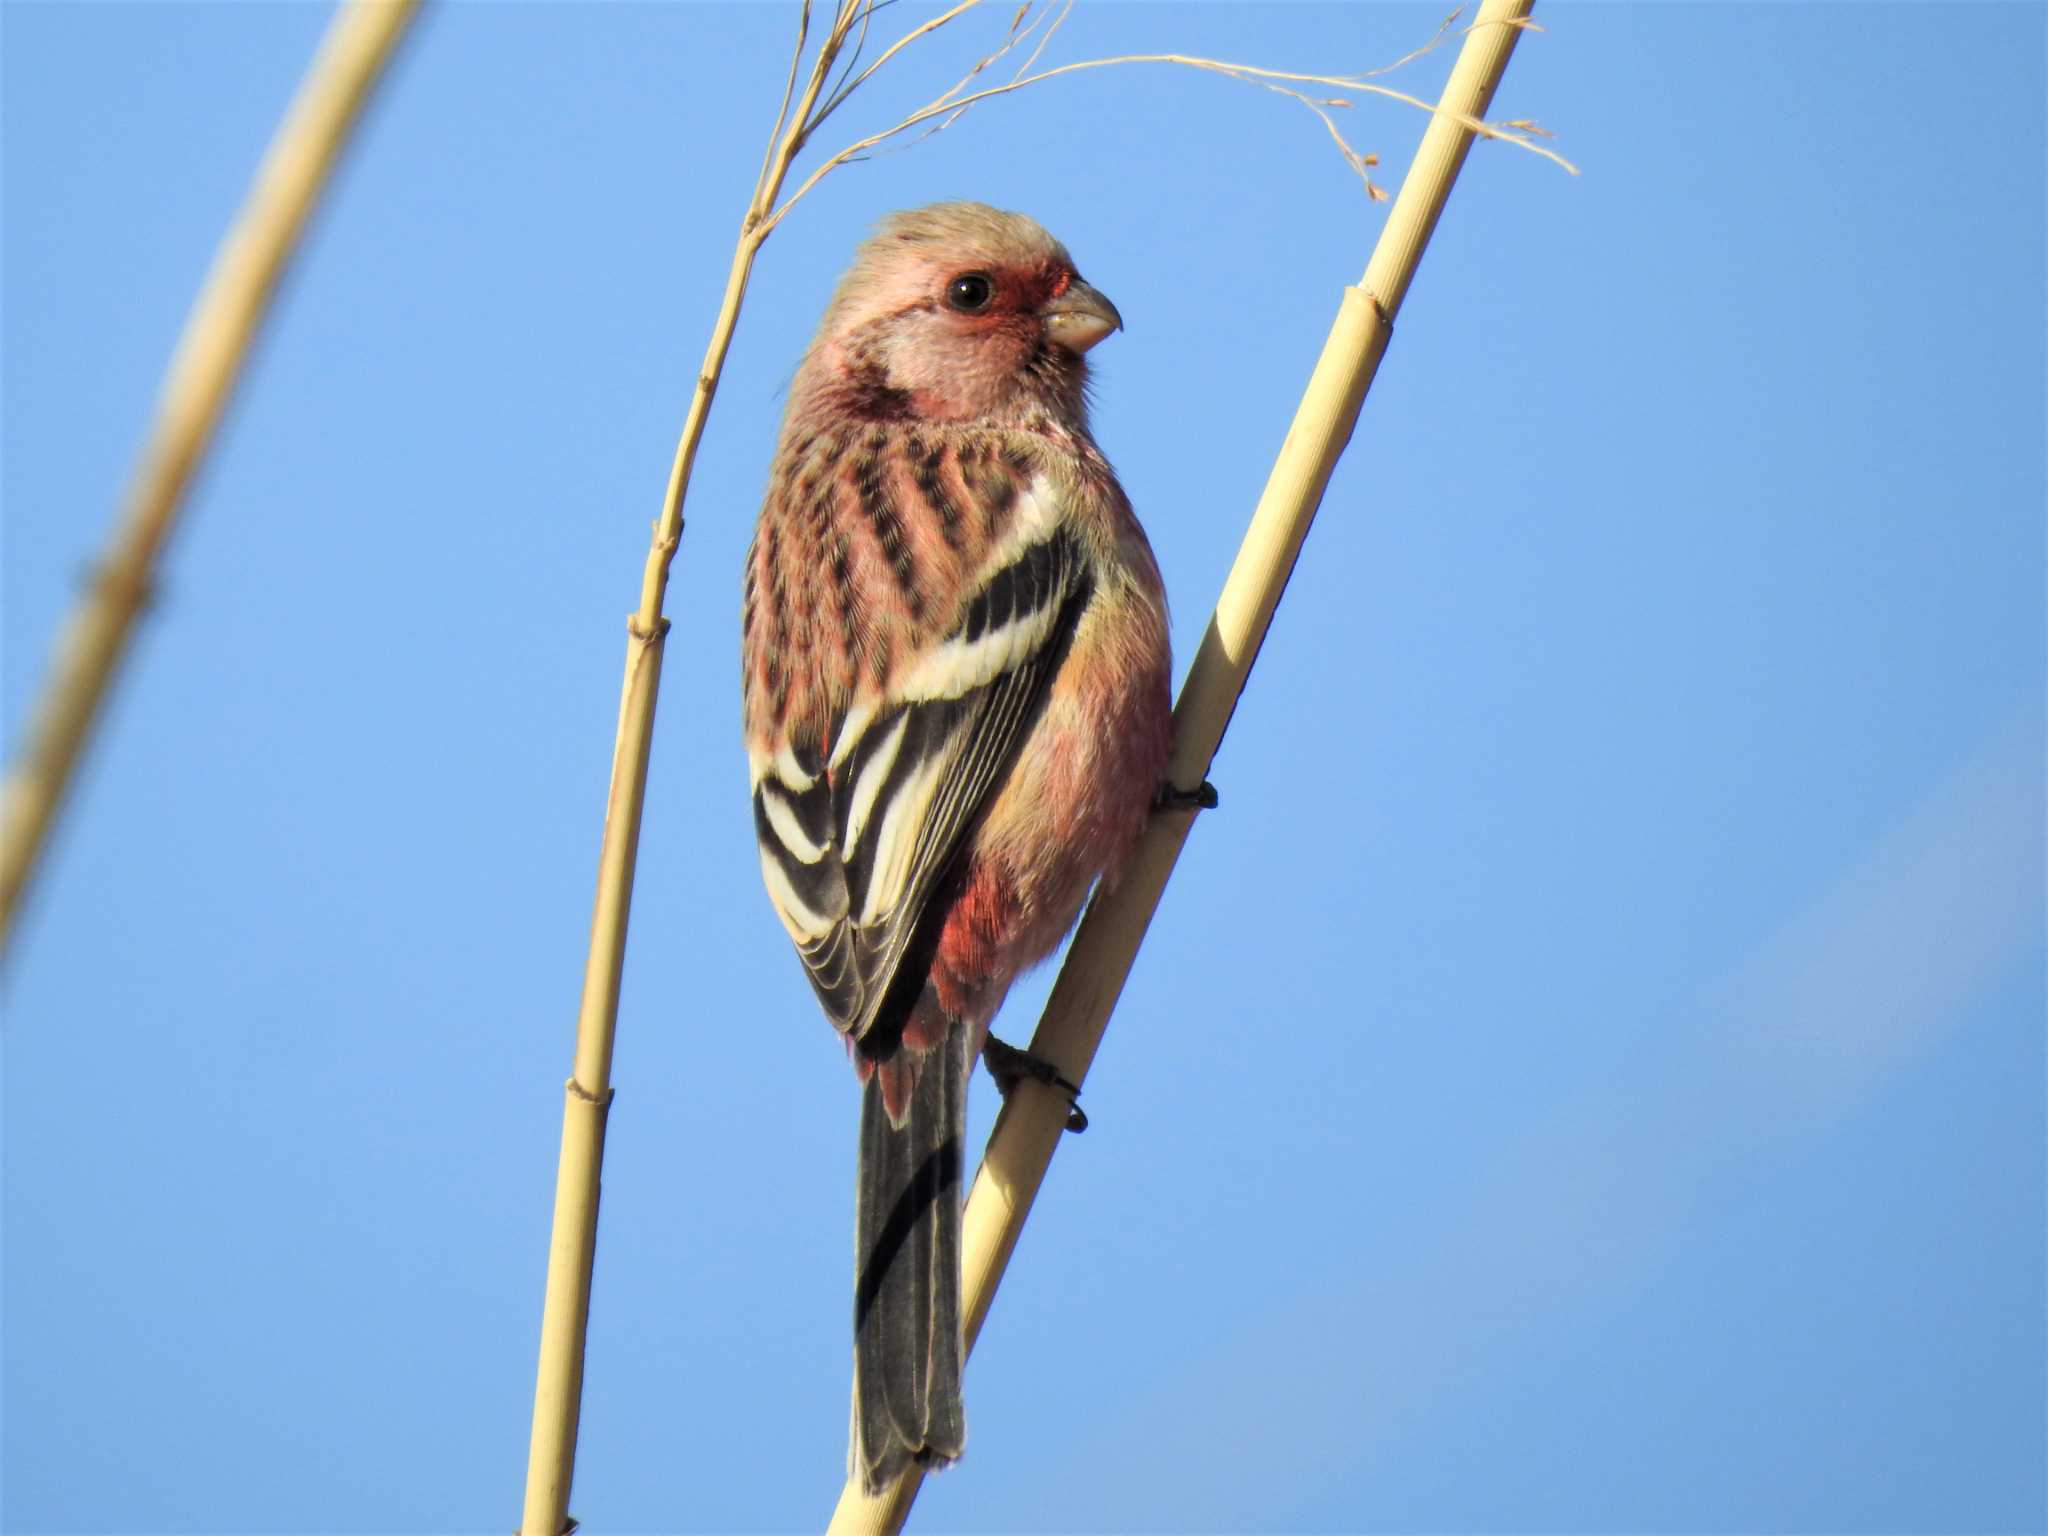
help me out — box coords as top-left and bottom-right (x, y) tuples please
(519, 8), (874, 1530)
(0, 0), (420, 956)
(825, 2), (1538, 1528)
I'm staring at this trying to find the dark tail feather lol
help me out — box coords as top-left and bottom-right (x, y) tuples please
(851, 1021), (968, 1494)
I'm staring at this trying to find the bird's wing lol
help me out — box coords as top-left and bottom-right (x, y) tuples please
(750, 476), (1093, 1051)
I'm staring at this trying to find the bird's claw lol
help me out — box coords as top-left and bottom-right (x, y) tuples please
(981, 1035), (1088, 1132)
(1154, 779), (1218, 812)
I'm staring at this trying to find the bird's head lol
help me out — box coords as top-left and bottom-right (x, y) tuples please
(800, 202), (1122, 427)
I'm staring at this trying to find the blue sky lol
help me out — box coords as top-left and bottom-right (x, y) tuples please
(3, 3), (2042, 1532)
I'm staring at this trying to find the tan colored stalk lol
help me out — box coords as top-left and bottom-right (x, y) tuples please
(0, 0), (419, 956)
(519, 5), (880, 1530)
(825, 1), (1539, 1528)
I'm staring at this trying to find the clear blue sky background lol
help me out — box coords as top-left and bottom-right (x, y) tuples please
(4, 4), (2042, 1532)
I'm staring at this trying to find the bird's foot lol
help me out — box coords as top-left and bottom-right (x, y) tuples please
(1154, 779), (1218, 812)
(981, 1035), (1087, 1132)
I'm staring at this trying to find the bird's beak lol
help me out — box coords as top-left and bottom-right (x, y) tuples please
(1041, 278), (1123, 355)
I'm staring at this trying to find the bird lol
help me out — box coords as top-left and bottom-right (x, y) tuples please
(741, 201), (1173, 1494)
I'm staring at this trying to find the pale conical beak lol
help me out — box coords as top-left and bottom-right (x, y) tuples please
(1041, 278), (1123, 355)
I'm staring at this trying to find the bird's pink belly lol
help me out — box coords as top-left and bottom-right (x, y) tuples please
(927, 614), (1171, 1028)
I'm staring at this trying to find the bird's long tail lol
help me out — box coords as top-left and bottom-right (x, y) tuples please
(851, 1019), (969, 1494)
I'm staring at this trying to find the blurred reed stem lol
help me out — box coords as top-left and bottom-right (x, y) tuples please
(825, 1), (1540, 1528)
(0, 0), (420, 957)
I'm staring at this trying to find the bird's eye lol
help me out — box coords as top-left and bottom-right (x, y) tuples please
(944, 273), (995, 313)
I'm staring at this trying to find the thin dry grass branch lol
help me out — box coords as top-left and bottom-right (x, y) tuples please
(1373, 6), (1469, 77)
(816, 0), (982, 131)
(0, 0), (420, 958)
(1008, 0), (1068, 82)
(842, 1), (1073, 164)
(766, 4), (1574, 230)
(522, 1), (1563, 1528)
(825, 1), (1542, 1528)
(758, 3), (813, 192)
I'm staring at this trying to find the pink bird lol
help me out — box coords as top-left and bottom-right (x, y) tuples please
(742, 202), (1172, 1492)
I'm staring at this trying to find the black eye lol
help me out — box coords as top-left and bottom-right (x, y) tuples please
(944, 272), (995, 313)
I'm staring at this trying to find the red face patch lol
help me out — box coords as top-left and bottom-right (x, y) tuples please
(944, 261), (1074, 321)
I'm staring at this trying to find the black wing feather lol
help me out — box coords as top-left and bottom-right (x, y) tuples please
(751, 524), (1092, 1051)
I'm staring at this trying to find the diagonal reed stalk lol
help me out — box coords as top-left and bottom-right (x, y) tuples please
(825, 1), (1541, 1528)
(0, 0), (420, 958)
